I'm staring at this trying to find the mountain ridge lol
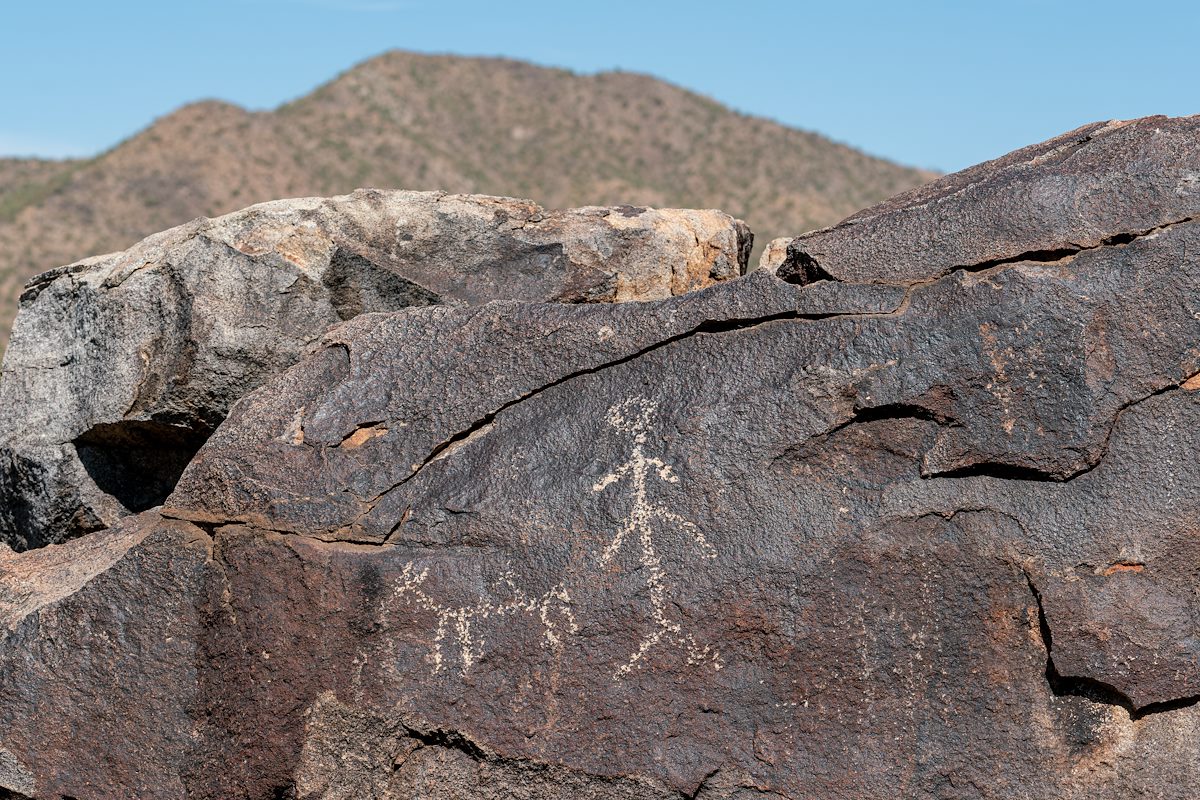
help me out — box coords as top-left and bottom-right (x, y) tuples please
(0, 50), (936, 350)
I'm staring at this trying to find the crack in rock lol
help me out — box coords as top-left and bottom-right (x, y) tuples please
(357, 300), (911, 514)
(1024, 570), (1200, 720)
(787, 215), (1197, 288)
(925, 381), (1187, 483)
(950, 215), (1196, 274)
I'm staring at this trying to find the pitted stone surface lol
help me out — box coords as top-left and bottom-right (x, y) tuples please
(779, 115), (1200, 286)
(3, 117), (1200, 799)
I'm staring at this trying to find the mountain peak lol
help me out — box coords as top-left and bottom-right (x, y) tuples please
(0, 50), (934, 350)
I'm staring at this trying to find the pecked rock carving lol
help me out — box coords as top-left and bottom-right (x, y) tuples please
(385, 396), (722, 683)
(389, 560), (578, 677)
(592, 398), (720, 678)
(2, 115), (1200, 799)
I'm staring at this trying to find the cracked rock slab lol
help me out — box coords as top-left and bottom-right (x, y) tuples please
(0, 190), (751, 551)
(158, 249), (1200, 799)
(4, 116), (1200, 799)
(169, 220), (1200, 535)
(779, 115), (1200, 285)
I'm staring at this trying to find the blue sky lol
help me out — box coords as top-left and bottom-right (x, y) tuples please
(1, 0), (1196, 172)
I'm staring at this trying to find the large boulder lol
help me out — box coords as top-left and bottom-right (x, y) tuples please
(0, 191), (750, 551)
(3, 116), (1200, 799)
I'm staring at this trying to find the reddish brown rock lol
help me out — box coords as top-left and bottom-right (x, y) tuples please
(0, 516), (209, 798)
(3, 117), (1200, 799)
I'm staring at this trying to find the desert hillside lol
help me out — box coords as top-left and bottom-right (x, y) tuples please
(0, 50), (935, 349)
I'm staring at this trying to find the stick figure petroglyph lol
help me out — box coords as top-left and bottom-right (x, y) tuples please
(388, 397), (719, 680)
(593, 397), (721, 678)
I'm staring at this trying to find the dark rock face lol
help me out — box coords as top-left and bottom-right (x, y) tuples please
(0, 191), (750, 551)
(3, 116), (1200, 799)
(0, 517), (209, 798)
(778, 115), (1199, 286)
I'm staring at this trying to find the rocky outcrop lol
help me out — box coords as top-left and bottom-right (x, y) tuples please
(0, 191), (750, 551)
(776, 116), (1199, 285)
(2, 116), (1200, 799)
(0, 516), (209, 798)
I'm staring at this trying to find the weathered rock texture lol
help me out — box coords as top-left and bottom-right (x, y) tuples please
(0, 191), (750, 551)
(3, 115), (1200, 799)
(754, 236), (792, 274)
(777, 116), (1198, 285)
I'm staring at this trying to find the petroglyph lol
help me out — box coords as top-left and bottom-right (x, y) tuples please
(594, 397), (721, 678)
(390, 563), (577, 676)
(388, 397), (718, 680)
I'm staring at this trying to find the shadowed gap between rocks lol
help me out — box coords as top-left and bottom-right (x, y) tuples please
(73, 420), (212, 514)
(403, 726), (490, 761)
(928, 461), (1068, 482)
(951, 217), (1195, 275)
(776, 249), (836, 285)
(1024, 571), (1200, 720)
(925, 381), (1189, 483)
(828, 401), (951, 434)
(781, 402), (1082, 482)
